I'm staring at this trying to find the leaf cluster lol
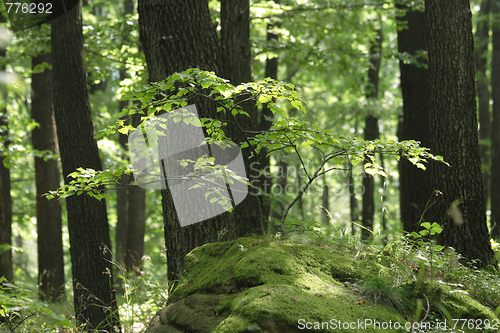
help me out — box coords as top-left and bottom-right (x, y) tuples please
(52, 69), (445, 205)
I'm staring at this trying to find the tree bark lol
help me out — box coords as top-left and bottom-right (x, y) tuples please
(51, 3), (121, 331)
(125, 112), (147, 274)
(361, 28), (382, 240)
(321, 173), (330, 228)
(475, 0), (492, 212)
(396, 4), (432, 233)
(271, 159), (288, 224)
(426, 0), (495, 266)
(0, 11), (12, 282)
(220, 0), (264, 238)
(349, 164), (359, 235)
(258, 10), (280, 225)
(32, 52), (66, 302)
(490, 1), (500, 239)
(0, 158), (9, 283)
(138, 0), (236, 285)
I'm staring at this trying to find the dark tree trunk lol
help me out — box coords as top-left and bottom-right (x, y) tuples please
(396, 4), (432, 233)
(475, 0), (492, 211)
(117, 0), (146, 277)
(0, 161), (9, 283)
(221, 0), (264, 238)
(379, 153), (387, 233)
(0, 18), (12, 282)
(321, 174), (330, 228)
(258, 0), (280, 224)
(115, 169), (128, 269)
(138, 0), (236, 285)
(271, 159), (288, 225)
(361, 28), (382, 240)
(490, 1), (500, 239)
(51, 3), (121, 331)
(297, 164), (305, 221)
(349, 164), (359, 235)
(426, 0), (495, 266)
(125, 113), (147, 274)
(125, 185), (146, 274)
(32, 52), (66, 302)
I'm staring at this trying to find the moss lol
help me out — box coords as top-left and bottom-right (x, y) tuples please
(414, 281), (497, 321)
(147, 236), (498, 333)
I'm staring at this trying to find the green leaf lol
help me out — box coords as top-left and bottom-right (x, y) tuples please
(421, 222), (431, 230)
(410, 231), (420, 239)
(419, 230), (429, 236)
(118, 127), (130, 135)
(258, 95), (272, 103)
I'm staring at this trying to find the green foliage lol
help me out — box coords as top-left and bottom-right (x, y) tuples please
(51, 69), (445, 229)
(43, 167), (134, 201)
(0, 277), (74, 332)
(355, 275), (413, 314)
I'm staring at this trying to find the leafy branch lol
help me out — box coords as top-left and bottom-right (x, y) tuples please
(47, 69), (447, 229)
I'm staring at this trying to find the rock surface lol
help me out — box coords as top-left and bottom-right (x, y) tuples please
(145, 236), (497, 333)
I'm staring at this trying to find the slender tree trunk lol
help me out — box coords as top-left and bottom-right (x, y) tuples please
(221, 0), (264, 237)
(361, 28), (383, 239)
(271, 159), (288, 226)
(115, 0), (147, 277)
(476, 0), (492, 211)
(297, 163), (305, 221)
(258, 0), (280, 224)
(321, 173), (330, 228)
(138, 0), (236, 285)
(350, 119), (360, 236)
(490, 1), (500, 239)
(32, 52), (66, 302)
(349, 164), (359, 235)
(125, 113), (147, 274)
(125, 186), (146, 274)
(426, 0), (495, 266)
(396, 4), (431, 233)
(0, 160), (9, 283)
(379, 153), (387, 233)
(115, 0), (135, 271)
(0, 17), (12, 281)
(51, 3), (121, 331)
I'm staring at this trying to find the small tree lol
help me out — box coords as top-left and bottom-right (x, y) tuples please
(48, 69), (444, 240)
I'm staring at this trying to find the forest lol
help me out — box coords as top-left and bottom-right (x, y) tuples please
(0, 0), (500, 332)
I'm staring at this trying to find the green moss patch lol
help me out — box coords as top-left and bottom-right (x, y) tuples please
(145, 237), (499, 333)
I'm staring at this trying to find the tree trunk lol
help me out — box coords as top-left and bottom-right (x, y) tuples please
(138, 0), (236, 285)
(125, 185), (146, 274)
(51, 3), (121, 331)
(426, 0), (495, 266)
(220, 0), (264, 237)
(490, 1), (500, 239)
(32, 52), (66, 302)
(396, 4), (432, 233)
(297, 163), (305, 221)
(0, 160), (9, 283)
(475, 0), (492, 211)
(271, 159), (288, 226)
(349, 164), (359, 235)
(125, 113), (147, 274)
(116, 0), (140, 274)
(321, 173), (330, 228)
(258, 0), (280, 224)
(0, 14), (12, 282)
(361, 28), (382, 240)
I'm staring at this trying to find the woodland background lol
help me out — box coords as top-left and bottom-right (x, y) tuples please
(0, 0), (499, 332)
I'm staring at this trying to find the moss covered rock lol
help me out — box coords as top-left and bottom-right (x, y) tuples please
(145, 237), (497, 333)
